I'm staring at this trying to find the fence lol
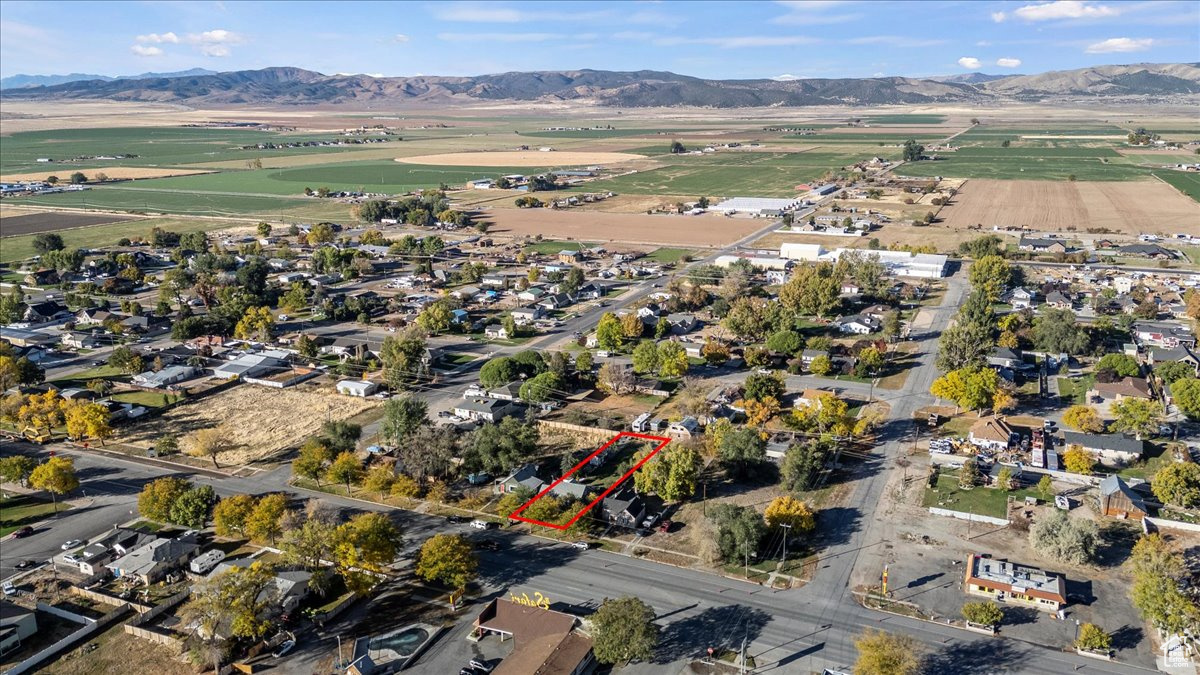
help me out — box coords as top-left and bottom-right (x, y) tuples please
(70, 585), (154, 613)
(5, 604), (129, 675)
(928, 507), (1010, 527)
(537, 419), (623, 443)
(1145, 516), (1200, 534)
(123, 590), (190, 649)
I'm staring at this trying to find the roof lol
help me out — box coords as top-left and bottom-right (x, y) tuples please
(1091, 377), (1152, 399)
(966, 554), (1066, 604)
(456, 398), (509, 414)
(475, 599), (591, 675)
(1063, 431), (1145, 456)
(106, 537), (197, 577)
(711, 197), (803, 212)
(969, 416), (1015, 443)
(1099, 475), (1147, 512)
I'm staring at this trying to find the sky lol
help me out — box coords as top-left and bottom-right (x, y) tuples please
(1, 0), (1197, 80)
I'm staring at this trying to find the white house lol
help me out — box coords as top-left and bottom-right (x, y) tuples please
(336, 380), (378, 397)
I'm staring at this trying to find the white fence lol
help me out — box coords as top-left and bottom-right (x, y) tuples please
(928, 507), (1011, 527)
(1145, 516), (1200, 534)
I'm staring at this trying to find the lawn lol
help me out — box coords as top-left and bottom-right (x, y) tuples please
(0, 494), (71, 536)
(1116, 444), (1175, 481)
(47, 364), (126, 389)
(111, 390), (175, 409)
(922, 472), (1036, 519)
(524, 239), (597, 255)
(441, 352), (478, 366)
(1056, 374), (1095, 405)
(643, 247), (694, 263)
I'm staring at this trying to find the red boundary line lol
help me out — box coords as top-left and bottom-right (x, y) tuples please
(508, 431), (671, 530)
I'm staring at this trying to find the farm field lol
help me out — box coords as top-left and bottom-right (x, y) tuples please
(395, 150), (647, 167)
(0, 215), (245, 263)
(899, 146), (1153, 181)
(0, 167), (213, 182)
(936, 179), (1200, 232)
(13, 187), (309, 218)
(0, 210), (139, 236)
(866, 114), (948, 124)
(115, 383), (378, 466)
(1152, 170), (1200, 202)
(482, 208), (763, 247)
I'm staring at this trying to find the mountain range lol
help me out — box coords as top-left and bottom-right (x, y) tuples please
(3, 63), (1197, 107)
(0, 69), (217, 90)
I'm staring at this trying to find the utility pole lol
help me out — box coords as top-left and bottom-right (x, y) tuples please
(740, 636), (748, 674)
(780, 523), (792, 564)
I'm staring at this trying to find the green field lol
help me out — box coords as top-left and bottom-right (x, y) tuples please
(0, 217), (243, 263)
(644, 247), (694, 263)
(922, 472), (1036, 519)
(1152, 170), (1200, 202)
(0, 127), (403, 173)
(111, 390), (175, 408)
(520, 128), (688, 139)
(1, 494), (71, 536)
(900, 146), (1152, 181)
(866, 114), (947, 124)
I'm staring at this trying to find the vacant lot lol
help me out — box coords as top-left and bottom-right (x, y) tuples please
(937, 179), (1200, 233)
(0, 167), (212, 182)
(483, 208), (763, 247)
(0, 215), (243, 263)
(396, 151), (647, 167)
(116, 383), (378, 466)
(0, 210), (138, 236)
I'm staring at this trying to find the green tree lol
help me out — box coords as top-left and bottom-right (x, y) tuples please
(854, 630), (922, 675)
(293, 439), (333, 486)
(137, 476), (191, 522)
(169, 485), (217, 529)
(631, 341), (660, 374)
(381, 395), (428, 445)
(1152, 462), (1200, 508)
(1096, 353), (1140, 379)
(325, 451), (364, 495)
(1157, 363), (1195, 385)
(719, 428), (767, 480)
(1111, 398), (1164, 440)
(1030, 510), (1098, 564)
(417, 300), (453, 334)
(334, 512), (402, 593)
(380, 326), (428, 390)
(1032, 309), (1090, 355)
(245, 493), (290, 544)
(1037, 475), (1055, 502)
(936, 321), (994, 372)
(968, 255), (1012, 303)
(1173, 378), (1200, 420)
(32, 233), (65, 255)
(27, 457), (78, 513)
(657, 341), (688, 378)
(596, 312), (624, 351)
(415, 534), (478, 590)
(781, 438), (833, 491)
(213, 494), (257, 538)
(519, 371), (561, 403)
(766, 329), (803, 355)
(962, 601), (1004, 627)
(809, 354), (832, 376)
(0, 455), (37, 487)
(711, 503), (766, 566)
(743, 371), (785, 402)
(320, 419), (362, 453)
(591, 597), (660, 665)
(901, 139), (924, 162)
(480, 357), (517, 389)
(1076, 624), (1112, 653)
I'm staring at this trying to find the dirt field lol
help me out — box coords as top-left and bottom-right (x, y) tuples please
(116, 383), (378, 465)
(395, 151), (647, 167)
(937, 178), (1200, 233)
(0, 167), (212, 182)
(481, 207), (764, 247)
(0, 210), (138, 236)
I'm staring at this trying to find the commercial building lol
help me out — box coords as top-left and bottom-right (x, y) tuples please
(710, 197), (805, 214)
(963, 554), (1067, 612)
(779, 244), (948, 278)
(472, 598), (595, 675)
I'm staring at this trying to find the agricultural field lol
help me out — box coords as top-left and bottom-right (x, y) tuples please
(396, 150), (647, 166)
(900, 145), (1150, 181)
(0, 215), (246, 263)
(0, 209), (139, 236)
(865, 114), (948, 124)
(936, 179), (1200, 233)
(0, 167), (212, 182)
(484, 207), (763, 248)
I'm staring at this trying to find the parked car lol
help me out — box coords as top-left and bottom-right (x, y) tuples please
(61, 539), (82, 550)
(11, 526), (34, 539)
(2, 582), (15, 596)
(469, 660), (494, 673)
(640, 514), (660, 529)
(476, 540), (500, 552)
(446, 515), (466, 524)
(63, 553), (81, 564)
(571, 541), (590, 550)
(15, 560), (35, 569)
(469, 520), (492, 530)
(658, 519), (673, 533)
(272, 639), (296, 658)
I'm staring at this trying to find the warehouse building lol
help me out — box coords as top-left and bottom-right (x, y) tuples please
(779, 244), (948, 278)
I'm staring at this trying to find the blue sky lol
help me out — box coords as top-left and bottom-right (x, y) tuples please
(1, 1), (1196, 80)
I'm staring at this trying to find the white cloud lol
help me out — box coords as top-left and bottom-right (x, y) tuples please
(655, 35), (820, 48)
(991, 11), (1007, 22)
(392, 33), (410, 43)
(130, 44), (164, 57)
(189, 29), (243, 45)
(996, 57), (1023, 67)
(135, 32), (179, 44)
(957, 56), (982, 69)
(771, 0), (860, 25)
(200, 44), (230, 57)
(1085, 36), (1154, 53)
(1013, 1), (1119, 21)
(437, 32), (564, 43)
(771, 74), (801, 81)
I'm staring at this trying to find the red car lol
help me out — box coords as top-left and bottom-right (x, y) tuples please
(11, 526), (34, 539)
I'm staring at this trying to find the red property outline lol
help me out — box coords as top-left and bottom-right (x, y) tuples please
(508, 431), (670, 530)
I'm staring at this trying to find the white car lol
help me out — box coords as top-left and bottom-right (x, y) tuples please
(469, 520), (491, 530)
(2, 582), (15, 596)
(63, 553), (82, 564)
(61, 540), (82, 550)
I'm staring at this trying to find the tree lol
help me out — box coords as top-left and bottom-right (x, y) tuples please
(137, 476), (191, 522)
(711, 503), (766, 565)
(183, 561), (280, 673)
(591, 597), (660, 665)
(26, 457), (77, 513)
(363, 463), (396, 498)
(390, 474), (421, 499)
(856, 346), (884, 377)
(519, 371), (561, 403)
(1076, 624), (1112, 653)
(635, 446), (700, 502)
(575, 351), (594, 374)
(213, 494), (257, 537)
(334, 512), (402, 593)
(597, 362), (634, 395)
(959, 459), (981, 488)
(397, 425), (456, 480)
(936, 321), (994, 372)
(763, 495), (815, 533)
(281, 517), (338, 596)
(719, 428), (766, 480)
(415, 534), (478, 590)
(480, 357), (518, 389)
(170, 485), (217, 529)
(701, 338), (729, 365)
(968, 255), (1012, 303)
(466, 417), (539, 475)
(108, 345), (144, 375)
(381, 395), (428, 445)
(1096, 353), (1140, 379)
(417, 301), (453, 334)
(596, 312), (624, 351)
(1037, 475), (1055, 502)
(190, 426), (230, 468)
(380, 326), (428, 390)
(293, 439), (333, 486)
(320, 420), (362, 453)
(854, 630), (922, 675)
(1172, 377), (1200, 420)
(781, 438), (833, 491)
(32, 233), (65, 255)
(930, 367), (1000, 413)
(0, 456), (36, 487)
(68, 171), (87, 184)
(996, 466), (1014, 491)
(1032, 309), (1089, 355)
(765, 329), (802, 355)
(155, 434), (179, 457)
(657, 341), (688, 378)
(809, 354), (832, 376)
(1063, 405), (1104, 433)
(233, 306), (275, 341)
(743, 372), (785, 402)
(325, 451), (364, 495)
(307, 222), (336, 245)
(1030, 510), (1098, 564)
(280, 282), (310, 314)
(670, 140), (687, 154)
(64, 402), (113, 444)
(1111, 398), (1164, 440)
(901, 139), (925, 162)
(962, 601), (1004, 627)
(1062, 445), (1095, 474)
(1152, 462), (1200, 508)
(631, 341), (660, 374)
(1129, 534), (1200, 637)
(245, 493), (290, 544)
(724, 296), (772, 341)
(1160, 363), (1196, 385)
(741, 396), (780, 428)
(0, 285), (26, 325)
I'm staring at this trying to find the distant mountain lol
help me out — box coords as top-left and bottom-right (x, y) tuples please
(3, 63), (1196, 107)
(0, 68), (217, 90)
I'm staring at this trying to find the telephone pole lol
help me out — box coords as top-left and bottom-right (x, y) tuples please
(780, 523), (792, 564)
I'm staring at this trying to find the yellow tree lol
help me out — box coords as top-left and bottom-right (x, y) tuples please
(233, 306), (275, 341)
(18, 391), (66, 434)
(29, 457), (79, 512)
(1062, 405), (1104, 433)
(764, 495), (815, 533)
(189, 426), (230, 468)
(65, 402), (113, 445)
(854, 630), (922, 675)
(741, 396), (781, 429)
(620, 312), (644, 340)
(415, 534), (478, 590)
(1062, 445), (1095, 475)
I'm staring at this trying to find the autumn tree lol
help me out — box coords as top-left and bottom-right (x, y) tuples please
(334, 512), (402, 594)
(595, 312), (624, 351)
(591, 596), (660, 665)
(1030, 510), (1098, 565)
(25, 456), (76, 513)
(363, 462), (396, 498)
(968, 255), (1012, 303)
(1152, 462), (1200, 509)
(854, 630), (922, 675)
(293, 438), (334, 486)
(0, 456), (36, 487)
(763, 495), (816, 533)
(962, 601), (1003, 627)
(325, 451), (364, 495)
(929, 367), (1000, 414)
(1111, 398), (1165, 440)
(1062, 445), (1095, 475)
(415, 534), (478, 590)
(634, 446), (700, 502)
(1076, 624), (1112, 653)
(245, 493), (291, 544)
(1062, 405), (1104, 433)
(213, 494), (257, 538)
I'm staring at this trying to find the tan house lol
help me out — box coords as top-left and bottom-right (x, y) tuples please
(1088, 377), (1153, 404)
(964, 554), (1066, 612)
(968, 416), (1015, 451)
(472, 598), (595, 675)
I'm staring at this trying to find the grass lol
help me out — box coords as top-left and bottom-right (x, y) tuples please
(523, 239), (597, 255)
(1056, 374), (1095, 405)
(0, 216), (245, 263)
(0, 494), (71, 536)
(1116, 444), (1174, 481)
(899, 145), (1152, 181)
(922, 472), (1036, 519)
(643, 247), (694, 263)
(110, 390), (174, 408)
(1152, 169), (1200, 203)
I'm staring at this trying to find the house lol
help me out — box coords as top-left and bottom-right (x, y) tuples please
(601, 488), (647, 529)
(23, 269), (59, 287)
(471, 599), (596, 675)
(557, 250), (582, 265)
(485, 324), (509, 339)
(106, 534), (199, 584)
(511, 306), (544, 325)
(487, 381), (523, 402)
(121, 314), (167, 333)
(1062, 431), (1145, 466)
(452, 285), (482, 301)
(576, 282), (607, 300)
(633, 379), (672, 397)
(836, 314), (881, 335)
(75, 308), (115, 325)
(538, 293), (574, 311)
(1044, 291), (1072, 310)
(549, 479), (593, 501)
(1018, 236), (1068, 254)
(1148, 345), (1200, 376)
(0, 601), (37, 658)
(1134, 321), (1196, 349)
(666, 416), (700, 439)
(1099, 475), (1148, 519)
(496, 464), (545, 495)
(795, 389), (833, 409)
(61, 331), (101, 349)
(22, 300), (69, 324)
(1088, 377), (1153, 404)
(664, 313), (698, 334)
(1117, 243), (1175, 259)
(449, 309), (470, 326)
(1008, 287), (1037, 310)
(517, 287), (547, 303)
(799, 349), (826, 368)
(987, 347), (1024, 370)
(968, 416), (1015, 450)
(454, 398), (516, 423)
(210, 558), (312, 612)
(963, 554), (1066, 612)
(132, 365), (197, 388)
(336, 380), (378, 397)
